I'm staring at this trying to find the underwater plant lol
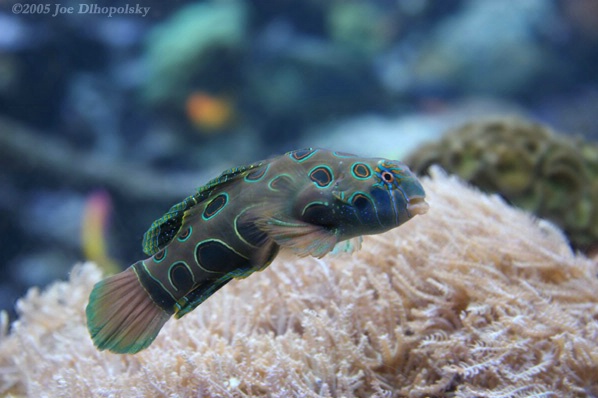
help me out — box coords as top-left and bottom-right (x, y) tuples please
(86, 148), (428, 354)
(406, 116), (598, 253)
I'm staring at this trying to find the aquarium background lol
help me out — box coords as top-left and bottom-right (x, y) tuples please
(0, 0), (597, 319)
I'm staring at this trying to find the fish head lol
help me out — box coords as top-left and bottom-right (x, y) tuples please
(333, 158), (428, 235)
(259, 150), (429, 258)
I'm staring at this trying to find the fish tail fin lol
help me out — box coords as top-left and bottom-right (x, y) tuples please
(86, 266), (171, 354)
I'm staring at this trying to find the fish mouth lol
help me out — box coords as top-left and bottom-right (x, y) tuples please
(407, 197), (429, 216)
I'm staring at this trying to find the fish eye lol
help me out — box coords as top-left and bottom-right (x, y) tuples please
(381, 171), (394, 183)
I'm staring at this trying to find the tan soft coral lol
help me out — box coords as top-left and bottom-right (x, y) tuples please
(1, 169), (597, 397)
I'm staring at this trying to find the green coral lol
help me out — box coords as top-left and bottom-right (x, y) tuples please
(328, 1), (390, 57)
(143, 0), (247, 106)
(406, 117), (598, 252)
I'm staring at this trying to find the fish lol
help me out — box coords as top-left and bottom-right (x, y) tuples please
(186, 92), (234, 131)
(86, 148), (429, 354)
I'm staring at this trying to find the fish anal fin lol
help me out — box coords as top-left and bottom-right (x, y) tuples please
(86, 266), (171, 354)
(174, 275), (235, 319)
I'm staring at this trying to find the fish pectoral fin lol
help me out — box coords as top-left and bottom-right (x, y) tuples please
(256, 217), (338, 259)
(330, 236), (363, 255)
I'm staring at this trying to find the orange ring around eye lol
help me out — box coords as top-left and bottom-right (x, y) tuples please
(381, 171), (394, 183)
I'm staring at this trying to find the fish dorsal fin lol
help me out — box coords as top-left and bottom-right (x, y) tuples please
(142, 161), (265, 256)
(142, 194), (201, 256)
(198, 161), (264, 195)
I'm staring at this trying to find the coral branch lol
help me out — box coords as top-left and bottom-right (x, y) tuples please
(0, 117), (201, 201)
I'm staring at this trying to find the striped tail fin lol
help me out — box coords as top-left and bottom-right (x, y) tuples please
(86, 266), (171, 354)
